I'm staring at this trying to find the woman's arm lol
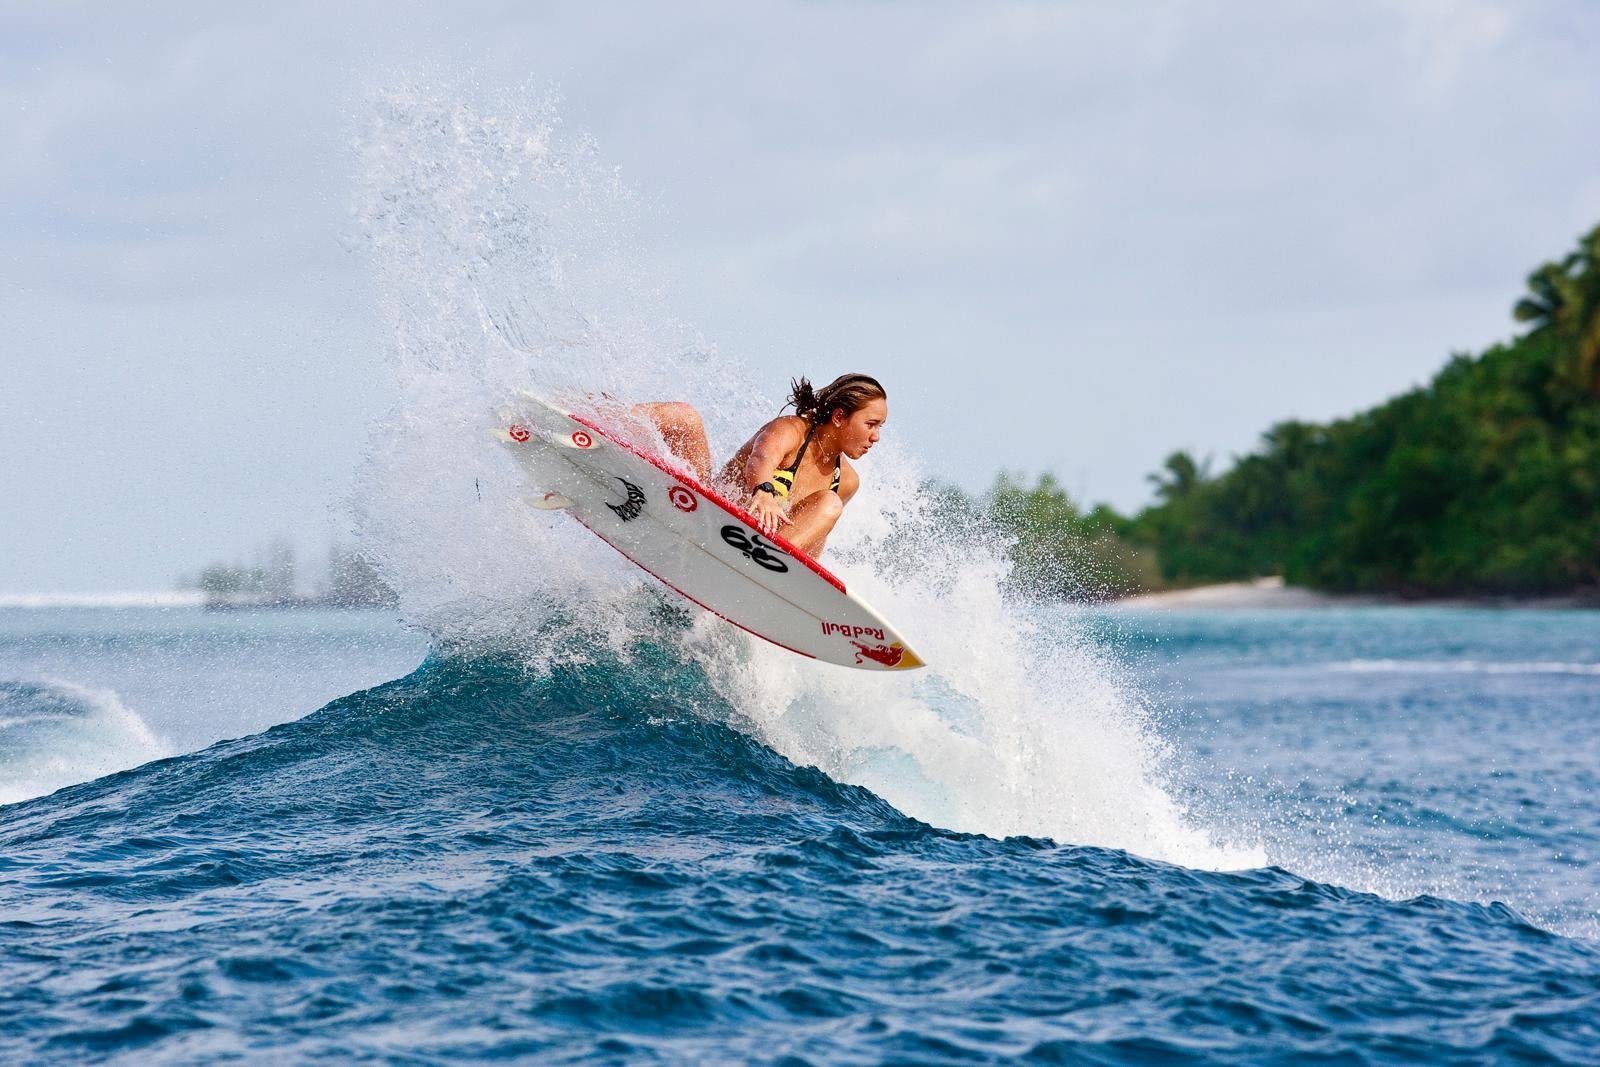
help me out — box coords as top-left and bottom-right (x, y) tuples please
(740, 419), (803, 536)
(739, 419), (803, 492)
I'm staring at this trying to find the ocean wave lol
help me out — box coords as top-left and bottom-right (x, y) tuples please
(1333, 659), (1600, 676)
(1, 648), (1597, 1061)
(0, 679), (170, 806)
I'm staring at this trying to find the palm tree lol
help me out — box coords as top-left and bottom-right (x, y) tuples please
(1514, 224), (1600, 396)
(1147, 450), (1211, 503)
(1572, 225), (1600, 395)
(1512, 261), (1575, 332)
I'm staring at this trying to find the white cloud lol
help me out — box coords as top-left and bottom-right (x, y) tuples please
(3, 0), (1598, 588)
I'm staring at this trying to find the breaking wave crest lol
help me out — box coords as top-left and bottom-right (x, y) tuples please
(347, 83), (1259, 870)
(0, 679), (168, 806)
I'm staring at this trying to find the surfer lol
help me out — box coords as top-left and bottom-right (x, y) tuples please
(635, 373), (888, 558)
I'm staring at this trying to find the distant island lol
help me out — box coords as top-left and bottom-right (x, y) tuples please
(180, 541), (397, 611)
(944, 223), (1600, 603)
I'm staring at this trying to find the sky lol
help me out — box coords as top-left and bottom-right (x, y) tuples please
(4, 1), (1599, 592)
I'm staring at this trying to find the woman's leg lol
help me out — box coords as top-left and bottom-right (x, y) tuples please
(782, 490), (844, 558)
(632, 402), (713, 482)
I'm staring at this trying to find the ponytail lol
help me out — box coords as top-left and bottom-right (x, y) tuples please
(787, 377), (821, 422)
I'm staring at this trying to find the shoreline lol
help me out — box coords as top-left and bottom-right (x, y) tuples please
(0, 593), (390, 611)
(1108, 576), (1600, 611)
(0, 591), (207, 610)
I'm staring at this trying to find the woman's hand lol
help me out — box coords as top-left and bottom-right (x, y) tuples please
(748, 491), (789, 536)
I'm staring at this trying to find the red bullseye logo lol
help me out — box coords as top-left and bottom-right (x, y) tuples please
(508, 425), (530, 443)
(571, 431), (593, 448)
(669, 486), (697, 512)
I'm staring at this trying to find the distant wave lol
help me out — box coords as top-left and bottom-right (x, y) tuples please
(0, 592), (205, 609)
(1334, 659), (1600, 676)
(0, 679), (170, 806)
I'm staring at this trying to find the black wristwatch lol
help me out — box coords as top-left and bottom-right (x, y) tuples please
(755, 482), (780, 497)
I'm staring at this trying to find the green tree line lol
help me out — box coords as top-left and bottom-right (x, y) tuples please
(952, 224), (1600, 599)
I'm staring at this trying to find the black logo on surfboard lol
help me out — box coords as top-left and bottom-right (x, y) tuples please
(720, 525), (789, 573)
(608, 479), (647, 522)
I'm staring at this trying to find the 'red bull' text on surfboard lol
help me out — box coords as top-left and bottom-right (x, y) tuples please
(492, 393), (925, 672)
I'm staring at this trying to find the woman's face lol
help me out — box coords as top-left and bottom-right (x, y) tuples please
(835, 397), (888, 459)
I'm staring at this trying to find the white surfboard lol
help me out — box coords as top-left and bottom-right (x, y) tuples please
(493, 393), (924, 672)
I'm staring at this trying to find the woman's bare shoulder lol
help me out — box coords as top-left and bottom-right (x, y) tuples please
(770, 414), (810, 433)
(751, 415), (808, 446)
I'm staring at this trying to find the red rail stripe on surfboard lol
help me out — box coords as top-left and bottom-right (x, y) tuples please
(567, 412), (848, 595)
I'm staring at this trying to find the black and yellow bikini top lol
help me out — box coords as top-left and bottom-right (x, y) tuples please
(769, 422), (841, 500)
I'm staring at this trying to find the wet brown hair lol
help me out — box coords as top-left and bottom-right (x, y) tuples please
(786, 373), (887, 426)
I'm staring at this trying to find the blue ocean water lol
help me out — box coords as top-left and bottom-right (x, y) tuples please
(2, 605), (1598, 1062)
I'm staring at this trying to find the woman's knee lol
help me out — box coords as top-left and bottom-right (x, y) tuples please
(660, 402), (704, 434)
(803, 490), (844, 523)
(633, 401), (700, 434)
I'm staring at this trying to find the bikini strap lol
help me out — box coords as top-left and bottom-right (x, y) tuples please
(774, 421), (842, 496)
(786, 422), (818, 474)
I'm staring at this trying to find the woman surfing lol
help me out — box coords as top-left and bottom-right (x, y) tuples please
(497, 374), (918, 668)
(632, 373), (888, 559)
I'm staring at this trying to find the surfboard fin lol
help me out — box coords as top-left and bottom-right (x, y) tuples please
(525, 492), (573, 511)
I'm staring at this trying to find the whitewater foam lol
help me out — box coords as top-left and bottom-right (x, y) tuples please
(0, 679), (169, 806)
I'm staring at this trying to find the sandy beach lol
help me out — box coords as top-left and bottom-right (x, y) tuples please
(1110, 576), (1336, 609)
(1112, 576), (1599, 610)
